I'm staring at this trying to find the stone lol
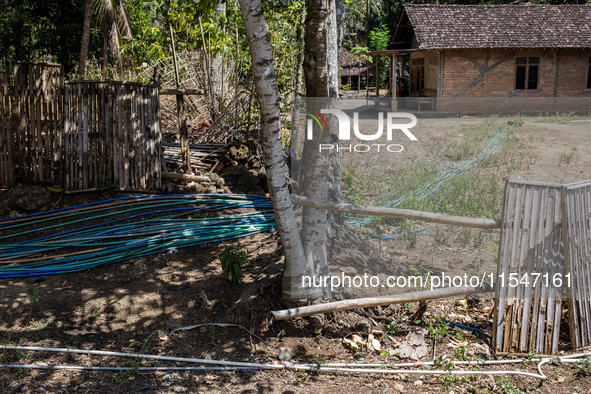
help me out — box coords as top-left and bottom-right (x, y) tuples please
(9, 185), (51, 212)
(278, 347), (292, 361)
(308, 314), (324, 328)
(465, 342), (491, 360)
(198, 290), (211, 308)
(478, 375), (495, 390)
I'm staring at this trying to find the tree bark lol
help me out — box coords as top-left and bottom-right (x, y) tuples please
(104, 0), (122, 66)
(78, 0), (93, 76)
(237, 0), (313, 304)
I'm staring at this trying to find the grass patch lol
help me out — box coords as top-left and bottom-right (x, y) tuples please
(537, 112), (588, 124)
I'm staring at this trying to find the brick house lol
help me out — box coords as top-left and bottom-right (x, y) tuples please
(384, 3), (591, 110)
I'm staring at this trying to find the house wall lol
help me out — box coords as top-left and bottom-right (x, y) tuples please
(410, 51), (440, 96)
(441, 48), (591, 98)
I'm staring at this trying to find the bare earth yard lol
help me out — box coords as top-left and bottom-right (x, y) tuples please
(1, 115), (591, 393)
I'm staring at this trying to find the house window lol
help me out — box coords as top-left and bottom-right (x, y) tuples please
(412, 58), (425, 92)
(587, 57), (591, 89)
(515, 57), (539, 90)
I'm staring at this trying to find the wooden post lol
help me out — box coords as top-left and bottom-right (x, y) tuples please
(390, 54), (398, 111)
(374, 55), (380, 108)
(199, 17), (216, 121)
(168, 23), (191, 174)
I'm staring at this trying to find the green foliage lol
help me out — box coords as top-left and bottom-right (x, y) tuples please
(382, 320), (399, 340)
(429, 317), (451, 341)
(0, 0), (88, 72)
(497, 377), (523, 394)
(342, 168), (364, 203)
(219, 242), (249, 283)
(576, 357), (591, 375)
(369, 27), (390, 51)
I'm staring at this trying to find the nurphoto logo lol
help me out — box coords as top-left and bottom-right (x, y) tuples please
(305, 108), (418, 153)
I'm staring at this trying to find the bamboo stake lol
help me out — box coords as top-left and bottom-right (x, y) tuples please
(199, 17), (216, 120)
(161, 172), (210, 183)
(291, 194), (501, 229)
(272, 285), (492, 320)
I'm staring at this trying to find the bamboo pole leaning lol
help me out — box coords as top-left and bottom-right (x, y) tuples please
(290, 194), (501, 229)
(272, 284), (492, 320)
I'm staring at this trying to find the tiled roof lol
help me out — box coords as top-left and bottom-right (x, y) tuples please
(339, 48), (369, 76)
(403, 4), (591, 49)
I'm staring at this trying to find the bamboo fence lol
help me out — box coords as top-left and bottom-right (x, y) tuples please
(563, 180), (591, 349)
(493, 180), (566, 355)
(64, 81), (161, 191)
(6, 62), (63, 186)
(0, 70), (12, 187)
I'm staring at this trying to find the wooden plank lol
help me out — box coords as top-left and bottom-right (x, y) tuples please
(177, 94), (191, 174)
(159, 88), (204, 96)
(531, 187), (549, 351)
(35, 65), (42, 181)
(6, 71), (14, 187)
(520, 185), (541, 352)
(583, 186), (591, 345)
(574, 188), (590, 346)
(0, 72), (7, 187)
(539, 189), (556, 352)
(103, 83), (110, 186)
(564, 188), (580, 349)
(550, 189), (563, 354)
(82, 82), (89, 190)
(503, 183), (525, 352)
(131, 85), (138, 189)
(136, 86), (142, 188)
(494, 181), (515, 351)
(76, 82), (83, 189)
(512, 185), (533, 351)
(123, 85), (130, 190)
(142, 86), (148, 189)
(116, 84), (123, 188)
(64, 83), (70, 189)
(154, 85), (162, 190)
(146, 86), (153, 189)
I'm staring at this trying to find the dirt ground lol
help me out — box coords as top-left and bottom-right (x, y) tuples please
(1, 115), (591, 393)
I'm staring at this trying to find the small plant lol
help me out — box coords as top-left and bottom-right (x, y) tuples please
(576, 357), (591, 376)
(313, 328), (322, 335)
(472, 230), (485, 249)
(219, 242), (249, 283)
(498, 377), (523, 394)
(382, 320), (399, 340)
(429, 317), (451, 341)
(523, 349), (536, 365)
(456, 227), (472, 249)
(434, 356), (456, 391)
(409, 262), (433, 291)
(312, 354), (325, 364)
(277, 329), (286, 338)
(30, 287), (40, 304)
(559, 151), (578, 165)
(454, 346), (467, 361)
(403, 225), (417, 249)
(433, 227), (450, 247)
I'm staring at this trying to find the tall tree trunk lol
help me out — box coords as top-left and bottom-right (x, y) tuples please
(78, 0), (93, 76)
(237, 0), (314, 304)
(298, 0), (343, 296)
(105, 0), (122, 66)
